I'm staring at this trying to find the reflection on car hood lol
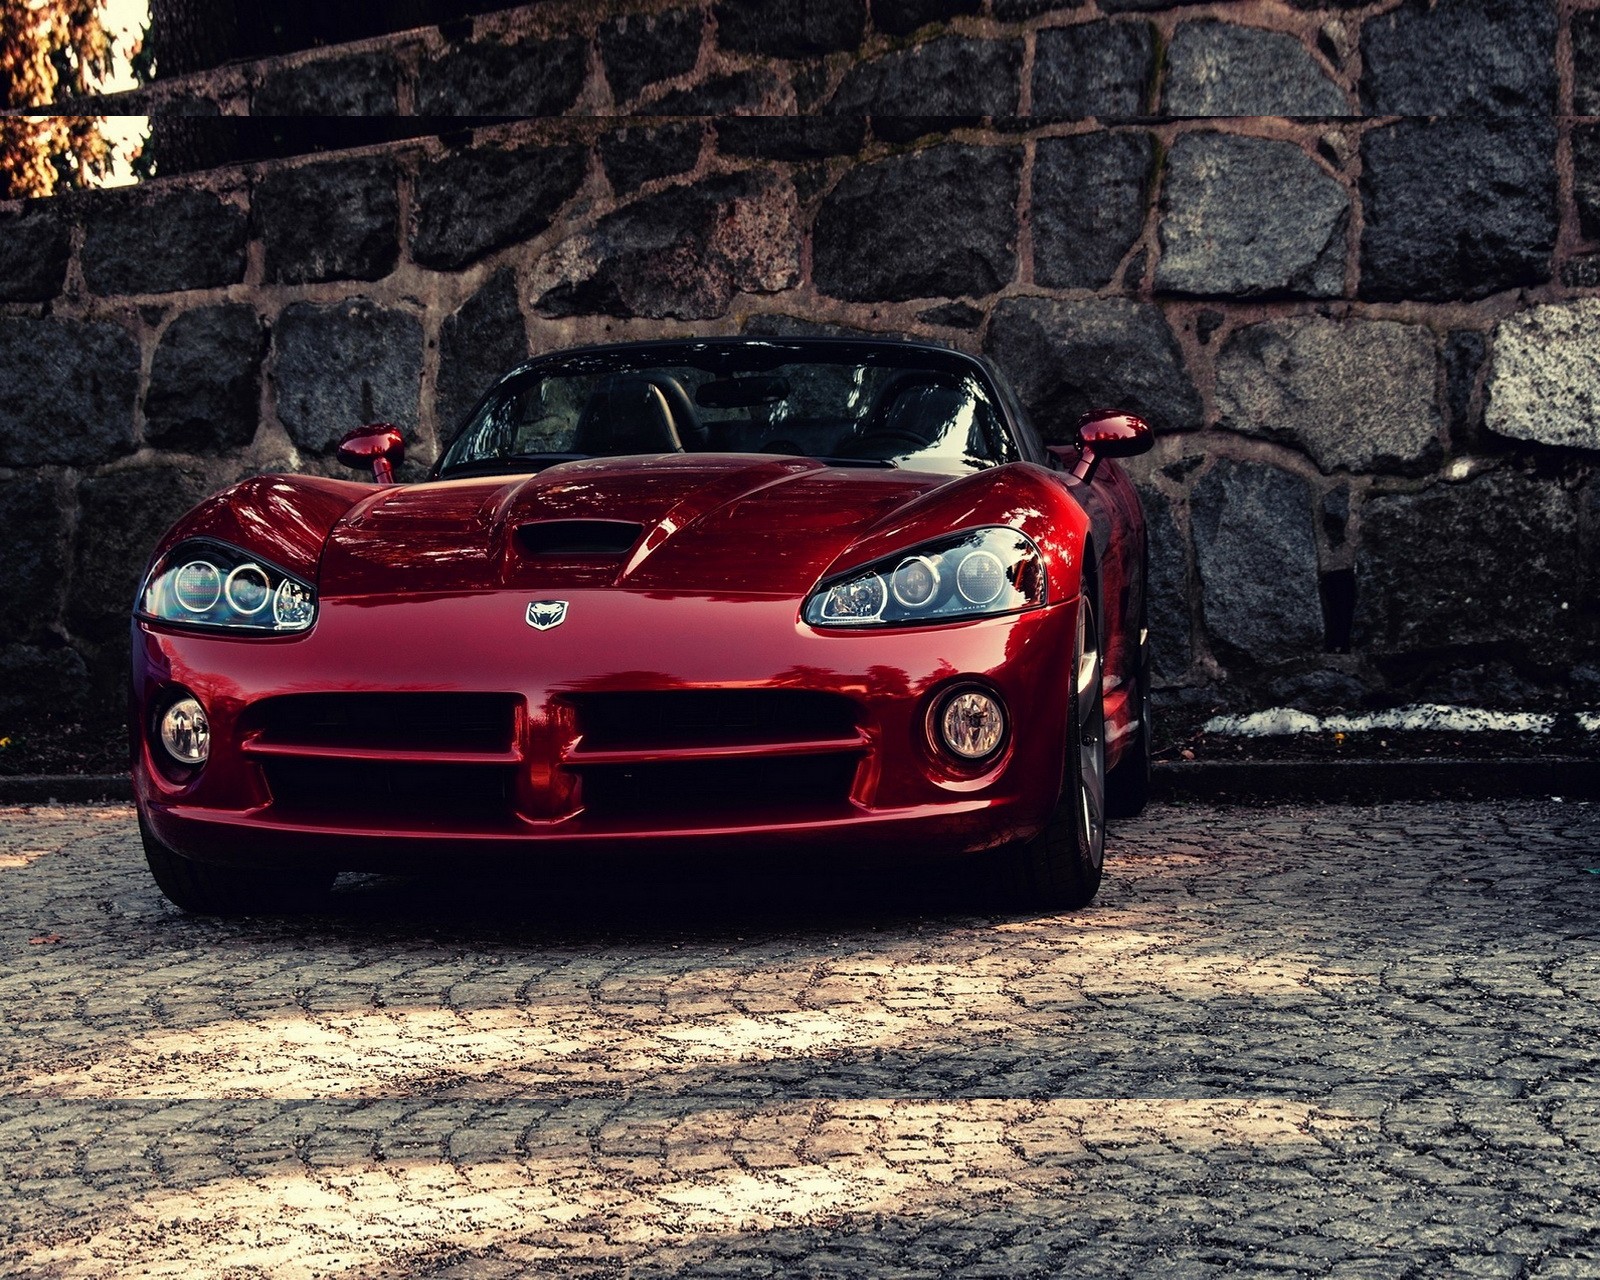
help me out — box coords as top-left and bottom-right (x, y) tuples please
(320, 453), (953, 598)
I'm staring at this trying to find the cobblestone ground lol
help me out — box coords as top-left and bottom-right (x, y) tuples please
(1, 800), (1599, 1278)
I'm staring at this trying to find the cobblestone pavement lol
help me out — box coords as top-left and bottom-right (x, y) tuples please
(2, 800), (1599, 1278)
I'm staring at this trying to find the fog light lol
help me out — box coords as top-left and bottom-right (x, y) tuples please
(159, 696), (210, 764)
(937, 688), (1006, 761)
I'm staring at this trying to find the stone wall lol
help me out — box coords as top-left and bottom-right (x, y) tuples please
(2, 0), (1598, 736)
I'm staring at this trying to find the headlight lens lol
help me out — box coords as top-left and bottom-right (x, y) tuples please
(804, 526), (1046, 628)
(139, 539), (317, 633)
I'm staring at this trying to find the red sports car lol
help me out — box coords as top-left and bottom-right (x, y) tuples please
(131, 337), (1154, 914)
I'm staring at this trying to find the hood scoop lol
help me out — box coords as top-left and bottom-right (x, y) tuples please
(517, 520), (643, 557)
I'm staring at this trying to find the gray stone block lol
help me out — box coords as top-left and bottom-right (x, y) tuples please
(1357, 469), (1581, 662)
(827, 36), (1021, 122)
(716, 117), (865, 161)
(601, 125), (703, 196)
(272, 299), (423, 454)
(1031, 22), (1154, 119)
(812, 145), (1019, 302)
(871, 0), (980, 36)
(1485, 300), (1600, 452)
(1138, 485), (1192, 682)
(255, 157), (399, 285)
(1576, 11), (1600, 117)
(1359, 119), (1556, 301)
(1215, 317), (1441, 474)
(70, 467), (211, 642)
(714, 0), (863, 56)
(1032, 132), (1153, 290)
(983, 296), (1202, 441)
(144, 305), (265, 454)
(1162, 21), (1348, 118)
(1573, 124), (1600, 243)
(651, 69), (778, 114)
(416, 34), (586, 116)
(1361, 0), (1556, 117)
(252, 52), (399, 115)
(81, 188), (247, 296)
(1191, 459), (1322, 663)
(531, 170), (800, 321)
(0, 476), (69, 641)
(0, 204), (69, 302)
(1156, 133), (1347, 298)
(411, 144), (588, 272)
(436, 271), (526, 439)
(0, 318), (138, 466)
(600, 9), (704, 106)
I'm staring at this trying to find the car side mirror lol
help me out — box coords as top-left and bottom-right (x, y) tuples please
(1051, 409), (1153, 482)
(337, 424), (406, 484)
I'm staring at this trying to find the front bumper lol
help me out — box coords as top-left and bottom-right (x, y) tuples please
(133, 590), (1078, 871)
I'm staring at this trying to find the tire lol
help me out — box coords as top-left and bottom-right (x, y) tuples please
(1104, 601), (1152, 820)
(995, 587), (1107, 912)
(140, 814), (334, 916)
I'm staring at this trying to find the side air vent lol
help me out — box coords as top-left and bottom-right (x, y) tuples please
(517, 520), (643, 556)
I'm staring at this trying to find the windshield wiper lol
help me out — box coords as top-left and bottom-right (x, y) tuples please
(439, 452), (590, 479)
(812, 456), (897, 468)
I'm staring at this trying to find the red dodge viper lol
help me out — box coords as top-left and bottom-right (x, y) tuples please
(131, 337), (1155, 914)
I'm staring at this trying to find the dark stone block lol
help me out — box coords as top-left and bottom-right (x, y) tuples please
(813, 144), (1020, 302)
(255, 157), (399, 284)
(917, 301), (984, 329)
(600, 124), (703, 196)
(1137, 485), (1191, 682)
(1157, 133), (1347, 298)
(273, 299), (423, 453)
(1444, 330), (1486, 441)
(651, 70), (777, 114)
(1032, 132), (1152, 289)
(1191, 460), (1322, 664)
(0, 204), (69, 302)
(983, 296), (1202, 441)
(252, 52), (400, 115)
(871, 0), (980, 35)
(0, 644), (90, 722)
(0, 477), (69, 641)
(714, 0), (864, 57)
(532, 170), (800, 321)
(600, 8), (704, 105)
(1361, 0), (1556, 117)
(416, 34), (586, 116)
(1359, 118), (1556, 301)
(144, 306), (265, 454)
(743, 315), (872, 338)
(1162, 21), (1347, 118)
(1573, 124), (1600, 243)
(1357, 470), (1581, 663)
(436, 271), (526, 438)
(1562, 254), (1600, 290)
(717, 116), (865, 160)
(827, 37), (1020, 130)
(1576, 11), (1600, 117)
(992, 0), (1082, 16)
(81, 188), (247, 295)
(411, 144), (588, 271)
(1032, 22), (1154, 119)
(0, 318), (138, 467)
(70, 467), (211, 642)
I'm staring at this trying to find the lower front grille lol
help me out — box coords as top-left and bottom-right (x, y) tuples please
(248, 692), (518, 755)
(262, 757), (516, 823)
(568, 689), (858, 751)
(576, 753), (858, 819)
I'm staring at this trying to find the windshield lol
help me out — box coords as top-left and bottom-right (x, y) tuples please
(436, 343), (1018, 479)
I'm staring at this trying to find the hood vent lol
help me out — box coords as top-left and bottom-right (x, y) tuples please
(517, 519), (644, 557)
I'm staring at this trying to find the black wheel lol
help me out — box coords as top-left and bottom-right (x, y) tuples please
(1104, 605), (1152, 819)
(140, 813), (333, 916)
(995, 587), (1106, 911)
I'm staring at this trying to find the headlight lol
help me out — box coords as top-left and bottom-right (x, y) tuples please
(139, 539), (317, 633)
(803, 526), (1046, 628)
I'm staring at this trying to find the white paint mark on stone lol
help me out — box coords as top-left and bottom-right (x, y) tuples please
(1204, 704), (1557, 736)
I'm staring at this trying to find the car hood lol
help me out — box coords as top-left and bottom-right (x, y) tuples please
(319, 454), (955, 598)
